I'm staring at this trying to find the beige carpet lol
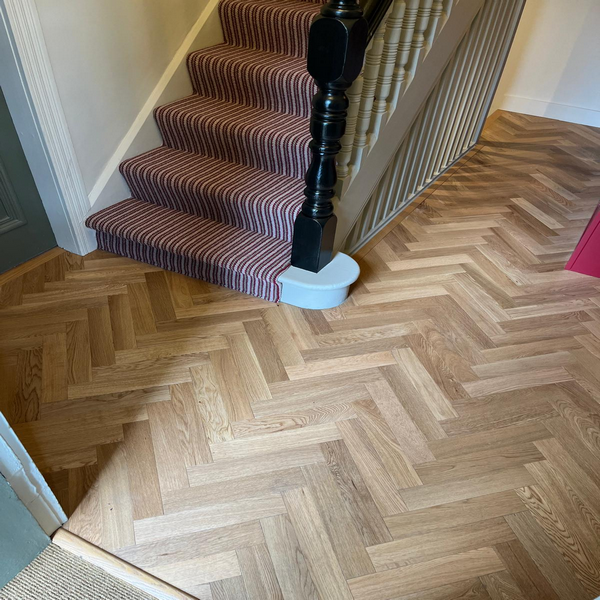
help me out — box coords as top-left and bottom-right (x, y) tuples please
(0, 544), (156, 600)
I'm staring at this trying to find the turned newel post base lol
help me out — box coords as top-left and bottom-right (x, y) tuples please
(291, 0), (368, 274)
(291, 212), (338, 273)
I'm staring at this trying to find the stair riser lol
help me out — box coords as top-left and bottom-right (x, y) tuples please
(120, 151), (303, 242)
(155, 100), (311, 179)
(96, 231), (283, 302)
(219, 0), (318, 59)
(188, 46), (316, 119)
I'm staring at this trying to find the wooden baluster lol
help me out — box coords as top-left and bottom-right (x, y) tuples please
(369, 0), (406, 142)
(441, 0), (454, 28)
(350, 24), (385, 173)
(404, 0), (434, 83)
(388, 0), (419, 115)
(291, 0), (368, 273)
(424, 0), (444, 51)
(337, 75), (363, 181)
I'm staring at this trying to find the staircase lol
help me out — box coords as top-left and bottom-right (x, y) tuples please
(86, 0), (524, 306)
(86, 0), (325, 304)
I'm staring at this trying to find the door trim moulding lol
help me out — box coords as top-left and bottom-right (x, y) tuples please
(0, 0), (94, 255)
(0, 413), (66, 536)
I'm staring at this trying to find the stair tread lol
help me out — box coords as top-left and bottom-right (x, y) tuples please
(86, 0), (323, 302)
(219, 0), (320, 58)
(86, 198), (292, 281)
(188, 43), (315, 118)
(120, 146), (304, 242)
(156, 94), (311, 179)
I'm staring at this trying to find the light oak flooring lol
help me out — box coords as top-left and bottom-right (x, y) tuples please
(2, 111), (600, 599)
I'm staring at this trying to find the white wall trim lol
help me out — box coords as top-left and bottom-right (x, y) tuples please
(0, 413), (66, 536)
(496, 94), (600, 128)
(87, 0), (223, 214)
(0, 0), (95, 255)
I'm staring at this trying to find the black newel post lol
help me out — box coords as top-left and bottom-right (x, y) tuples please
(291, 0), (368, 273)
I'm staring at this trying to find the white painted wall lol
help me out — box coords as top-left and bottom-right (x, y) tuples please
(34, 0), (211, 194)
(491, 0), (600, 127)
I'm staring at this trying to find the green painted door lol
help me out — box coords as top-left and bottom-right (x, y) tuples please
(0, 87), (56, 274)
(0, 473), (49, 588)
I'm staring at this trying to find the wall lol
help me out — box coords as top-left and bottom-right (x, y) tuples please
(491, 0), (600, 127)
(0, 474), (49, 588)
(34, 0), (211, 194)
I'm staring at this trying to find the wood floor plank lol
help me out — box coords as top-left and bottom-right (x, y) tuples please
(414, 443), (545, 485)
(390, 579), (492, 600)
(66, 320), (92, 384)
(368, 517), (515, 571)
(210, 347), (255, 422)
(282, 487), (354, 600)
(147, 401), (191, 494)
(461, 368), (572, 397)
(380, 363), (447, 442)
(211, 576), (249, 600)
(145, 271), (177, 323)
(163, 468), (305, 514)
(365, 379), (434, 464)
(517, 483), (600, 597)
(123, 420), (163, 520)
(336, 418), (409, 516)
(170, 381), (213, 465)
(506, 511), (589, 600)
(187, 446), (324, 487)
(117, 521), (264, 570)
(127, 282), (158, 336)
(97, 442), (135, 551)
(148, 551), (240, 596)
(302, 462), (375, 578)
(481, 571), (527, 600)
(384, 490), (527, 540)
(237, 544), (283, 600)
(210, 423), (343, 461)
(261, 514), (319, 600)
(494, 540), (560, 600)
(321, 440), (392, 547)
(399, 466), (536, 511)
(134, 496), (287, 545)
(108, 294), (137, 351)
(244, 319), (288, 384)
(41, 332), (68, 403)
(428, 421), (553, 460)
(286, 352), (396, 381)
(190, 364), (234, 444)
(348, 548), (505, 600)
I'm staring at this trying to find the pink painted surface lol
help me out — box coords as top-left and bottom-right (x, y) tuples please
(566, 203), (600, 278)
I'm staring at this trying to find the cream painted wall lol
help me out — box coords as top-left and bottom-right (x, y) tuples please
(491, 0), (600, 127)
(34, 0), (210, 193)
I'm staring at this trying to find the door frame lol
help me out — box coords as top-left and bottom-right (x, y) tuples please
(0, 412), (66, 536)
(0, 0), (95, 256)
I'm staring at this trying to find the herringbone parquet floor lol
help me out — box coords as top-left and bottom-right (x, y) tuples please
(2, 111), (600, 600)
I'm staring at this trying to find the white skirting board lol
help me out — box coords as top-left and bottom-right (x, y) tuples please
(278, 253), (360, 310)
(495, 95), (600, 128)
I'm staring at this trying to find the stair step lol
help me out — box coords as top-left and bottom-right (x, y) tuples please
(85, 198), (291, 303)
(188, 44), (316, 119)
(156, 95), (311, 179)
(120, 146), (304, 242)
(219, 0), (320, 59)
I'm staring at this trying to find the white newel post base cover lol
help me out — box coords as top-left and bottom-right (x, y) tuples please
(278, 252), (360, 310)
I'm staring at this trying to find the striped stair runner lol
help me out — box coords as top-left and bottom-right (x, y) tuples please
(86, 0), (325, 302)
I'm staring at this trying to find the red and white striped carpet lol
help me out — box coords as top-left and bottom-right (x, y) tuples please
(86, 0), (325, 302)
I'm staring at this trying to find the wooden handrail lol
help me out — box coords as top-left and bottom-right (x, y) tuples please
(362, 0), (395, 40)
(290, 0), (368, 273)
